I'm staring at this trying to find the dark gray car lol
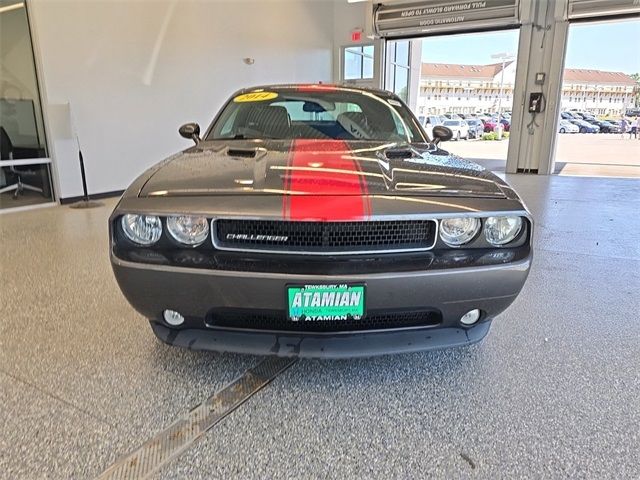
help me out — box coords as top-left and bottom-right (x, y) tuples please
(110, 85), (532, 358)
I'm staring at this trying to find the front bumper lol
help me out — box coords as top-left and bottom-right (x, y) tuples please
(111, 252), (531, 357)
(151, 320), (492, 358)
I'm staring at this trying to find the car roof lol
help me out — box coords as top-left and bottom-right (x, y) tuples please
(233, 84), (396, 99)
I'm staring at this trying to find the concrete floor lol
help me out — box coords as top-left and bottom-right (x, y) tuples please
(0, 174), (639, 479)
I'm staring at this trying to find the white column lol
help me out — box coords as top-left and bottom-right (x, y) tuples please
(506, 0), (570, 174)
(407, 39), (423, 112)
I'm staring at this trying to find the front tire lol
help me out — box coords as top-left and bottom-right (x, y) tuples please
(560, 128), (565, 133)
(456, 132), (460, 141)
(580, 127), (586, 133)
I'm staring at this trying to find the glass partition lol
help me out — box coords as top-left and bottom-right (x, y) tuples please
(0, 0), (54, 209)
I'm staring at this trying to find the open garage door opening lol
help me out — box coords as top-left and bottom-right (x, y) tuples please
(385, 29), (520, 173)
(554, 18), (640, 178)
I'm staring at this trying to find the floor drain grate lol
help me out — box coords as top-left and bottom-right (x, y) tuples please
(97, 356), (297, 480)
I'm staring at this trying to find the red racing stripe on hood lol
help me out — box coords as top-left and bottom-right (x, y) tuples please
(285, 139), (368, 221)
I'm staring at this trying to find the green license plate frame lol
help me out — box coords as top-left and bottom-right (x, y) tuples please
(286, 284), (366, 322)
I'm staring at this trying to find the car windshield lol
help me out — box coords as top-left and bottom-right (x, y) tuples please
(207, 87), (426, 143)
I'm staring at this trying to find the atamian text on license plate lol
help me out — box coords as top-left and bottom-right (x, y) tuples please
(287, 284), (365, 322)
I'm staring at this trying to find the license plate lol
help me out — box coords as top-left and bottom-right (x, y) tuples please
(287, 284), (365, 322)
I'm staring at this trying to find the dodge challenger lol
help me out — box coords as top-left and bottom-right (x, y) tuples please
(110, 84), (532, 358)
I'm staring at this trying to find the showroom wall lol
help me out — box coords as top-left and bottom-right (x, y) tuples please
(29, 0), (334, 199)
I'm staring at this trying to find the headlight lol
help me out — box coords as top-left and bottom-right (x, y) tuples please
(121, 214), (162, 245)
(439, 217), (481, 247)
(484, 216), (523, 245)
(166, 215), (209, 246)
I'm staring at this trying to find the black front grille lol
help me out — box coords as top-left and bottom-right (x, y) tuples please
(207, 309), (442, 333)
(214, 220), (437, 253)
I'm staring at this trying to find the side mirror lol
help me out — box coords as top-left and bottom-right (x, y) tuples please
(179, 122), (201, 145)
(431, 125), (453, 145)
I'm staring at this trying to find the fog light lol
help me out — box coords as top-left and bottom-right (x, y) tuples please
(460, 309), (481, 326)
(163, 309), (184, 326)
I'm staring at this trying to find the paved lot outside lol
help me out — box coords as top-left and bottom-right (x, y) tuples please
(445, 133), (640, 177)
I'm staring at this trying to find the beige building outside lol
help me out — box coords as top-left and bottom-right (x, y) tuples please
(416, 61), (637, 116)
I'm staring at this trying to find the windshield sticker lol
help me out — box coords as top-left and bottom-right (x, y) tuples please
(388, 99), (402, 107)
(233, 91), (278, 103)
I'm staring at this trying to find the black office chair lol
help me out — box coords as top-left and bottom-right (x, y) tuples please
(0, 126), (44, 198)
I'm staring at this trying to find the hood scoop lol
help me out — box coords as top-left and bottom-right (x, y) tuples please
(383, 147), (417, 160)
(227, 147), (257, 158)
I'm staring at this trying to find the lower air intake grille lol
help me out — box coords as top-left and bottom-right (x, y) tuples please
(207, 309), (442, 333)
(214, 219), (437, 254)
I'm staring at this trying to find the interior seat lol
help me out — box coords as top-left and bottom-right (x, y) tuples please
(336, 111), (375, 140)
(244, 105), (291, 139)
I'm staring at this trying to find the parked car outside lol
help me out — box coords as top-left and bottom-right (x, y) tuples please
(558, 119), (579, 133)
(483, 119), (498, 133)
(569, 118), (599, 133)
(484, 118), (510, 133)
(604, 121), (621, 134)
(571, 111), (600, 123)
(561, 111), (580, 120)
(587, 119), (619, 133)
(466, 119), (485, 139)
(423, 115), (445, 139)
(443, 119), (469, 140)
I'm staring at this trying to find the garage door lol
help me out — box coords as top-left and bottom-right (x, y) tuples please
(567, 0), (640, 19)
(374, 0), (640, 38)
(374, 0), (521, 38)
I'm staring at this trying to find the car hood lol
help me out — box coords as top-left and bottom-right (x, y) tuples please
(139, 139), (506, 199)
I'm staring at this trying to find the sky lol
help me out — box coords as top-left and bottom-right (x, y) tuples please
(420, 20), (640, 74)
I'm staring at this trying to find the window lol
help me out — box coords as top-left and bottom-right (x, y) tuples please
(208, 88), (426, 143)
(387, 41), (410, 102)
(344, 45), (374, 80)
(0, 2), (54, 209)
